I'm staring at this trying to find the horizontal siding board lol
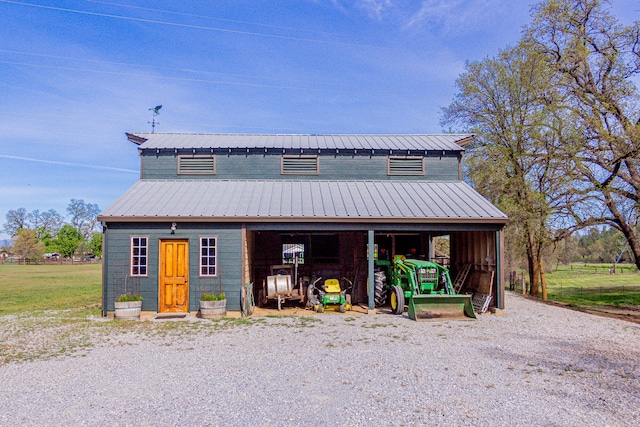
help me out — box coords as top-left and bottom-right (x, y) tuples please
(103, 223), (243, 312)
(140, 152), (459, 181)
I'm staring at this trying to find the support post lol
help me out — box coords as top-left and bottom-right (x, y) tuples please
(101, 223), (108, 317)
(496, 229), (504, 309)
(368, 229), (375, 311)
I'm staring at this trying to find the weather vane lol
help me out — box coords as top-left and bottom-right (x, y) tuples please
(148, 105), (162, 133)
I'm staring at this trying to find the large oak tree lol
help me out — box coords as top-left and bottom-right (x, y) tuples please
(526, 0), (640, 270)
(442, 45), (568, 297)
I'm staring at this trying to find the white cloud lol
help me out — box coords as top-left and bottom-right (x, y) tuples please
(0, 155), (138, 173)
(404, 0), (508, 34)
(357, 0), (395, 20)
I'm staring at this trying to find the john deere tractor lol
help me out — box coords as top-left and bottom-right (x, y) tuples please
(375, 257), (476, 320)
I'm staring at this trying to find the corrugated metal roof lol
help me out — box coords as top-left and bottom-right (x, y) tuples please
(127, 133), (471, 152)
(99, 180), (507, 224)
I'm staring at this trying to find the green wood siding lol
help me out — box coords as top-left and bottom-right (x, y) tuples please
(141, 153), (459, 181)
(103, 222), (242, 312)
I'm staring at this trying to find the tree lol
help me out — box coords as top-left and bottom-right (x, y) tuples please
(526, 0), (640, 270)
(555, 234), (580, 265)
(67, 199), (100, 240)
(3, 208), (29, 237)
(441, 44), (568, 298)
(55, 224), (84, 258)
(433, 236), (450, 256)
(89, 232), (103, 257)
(30, 209), (64, 240)
(37, 227), (55, 252)
(12, 228), (45, 260)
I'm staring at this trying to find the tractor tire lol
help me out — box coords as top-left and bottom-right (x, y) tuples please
(390, 285), (405, 315)
(374, 270), (388, 307)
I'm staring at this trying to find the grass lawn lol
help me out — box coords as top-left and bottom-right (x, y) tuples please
(0, 263), (261, 364)
(0, 263), (102, 315)
(544, 264), (640, 307)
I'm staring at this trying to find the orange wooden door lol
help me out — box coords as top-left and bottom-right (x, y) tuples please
(159, 240), (189, 312)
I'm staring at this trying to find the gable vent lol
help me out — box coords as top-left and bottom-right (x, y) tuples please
(388, 156), (424, 176)
(178, 155), (216, 175)
(281, 155), (319, 175)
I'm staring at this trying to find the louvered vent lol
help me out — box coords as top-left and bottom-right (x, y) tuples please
(281, 156), (319, 175)
(178, 156), (216, 174)
(388, 157), (424, 176)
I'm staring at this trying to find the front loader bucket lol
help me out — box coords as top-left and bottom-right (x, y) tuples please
(408, 294), (476, 321)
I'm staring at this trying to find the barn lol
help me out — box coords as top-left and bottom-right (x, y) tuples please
(98, 133), (508, 316)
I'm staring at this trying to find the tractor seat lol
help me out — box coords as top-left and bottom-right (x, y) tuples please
(323, 279), (341, 293)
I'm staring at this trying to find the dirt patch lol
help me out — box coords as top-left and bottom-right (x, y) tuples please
(516, 293), (640, 325)
(250, 303), (370, 317)
(575, 304), (640, 324)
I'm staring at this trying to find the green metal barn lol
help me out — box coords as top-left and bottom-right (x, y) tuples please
(98, 133), (508, 316)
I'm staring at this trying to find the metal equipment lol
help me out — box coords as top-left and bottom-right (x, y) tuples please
(263, 265), (306, 310)
(375, 257), (476, 320)
(307, 277), (352, 313)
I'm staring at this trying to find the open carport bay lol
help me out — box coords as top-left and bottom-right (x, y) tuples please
(249, 228), (504, 312)
(0, 293), (638, 426)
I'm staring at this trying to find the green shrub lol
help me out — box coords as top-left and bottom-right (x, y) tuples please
(116, 293), (143, 302)
(201, 292), (225, 301)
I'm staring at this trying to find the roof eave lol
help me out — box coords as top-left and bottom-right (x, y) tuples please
(98, 215), (508, 225)
(126, 132), (148, 145)
(455, 135), (474, 147)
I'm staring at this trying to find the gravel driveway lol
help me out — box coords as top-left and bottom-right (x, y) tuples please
(1, 293), (638, 426)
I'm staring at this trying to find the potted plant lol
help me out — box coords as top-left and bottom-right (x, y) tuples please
(114, 293), (143, 320)
(199, 291), (226, 320)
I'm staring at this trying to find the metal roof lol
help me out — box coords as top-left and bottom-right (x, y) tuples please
(99, 180), (507, 224)
(127, 133), (471, 152)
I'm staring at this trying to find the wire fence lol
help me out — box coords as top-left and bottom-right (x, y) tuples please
(548, 284), (640, 299)
(1, 257), (101, 265)
(508, 270), (640, 303)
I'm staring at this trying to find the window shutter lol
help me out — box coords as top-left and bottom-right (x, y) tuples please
(281, 156), (319, 175)
(178, 156), (216, 174)
(388, 157), (424, 176)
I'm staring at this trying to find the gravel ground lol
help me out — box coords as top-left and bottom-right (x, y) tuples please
(1, 293), (639, 426)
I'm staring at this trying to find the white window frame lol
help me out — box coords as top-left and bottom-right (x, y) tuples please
(130, 236), (149, 277)
(199, 236), (218, 277)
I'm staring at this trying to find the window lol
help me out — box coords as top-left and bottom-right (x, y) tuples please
(200, 237), (217, 276)
(388, 156), (424, 176)
(281, 155), (319, 175)
(178, 155), (216, 174)
(282, 243), (304, 264)
(131, 237), (148, 276)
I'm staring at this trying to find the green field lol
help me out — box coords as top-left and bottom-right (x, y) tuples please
(0, 264), (285, 365)
(533, 264), (640, 307)
(0, 263), (102, 315)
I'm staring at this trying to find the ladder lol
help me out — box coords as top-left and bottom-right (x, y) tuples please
(453, 263), (472, 293)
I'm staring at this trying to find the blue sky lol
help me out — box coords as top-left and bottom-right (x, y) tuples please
(0, 0), (637, 241)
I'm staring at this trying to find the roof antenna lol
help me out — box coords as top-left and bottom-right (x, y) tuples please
(148, 105), (162, 133)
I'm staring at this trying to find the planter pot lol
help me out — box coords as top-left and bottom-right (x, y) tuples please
(200, 299), (226, 320)
(114, 300), (142, 320)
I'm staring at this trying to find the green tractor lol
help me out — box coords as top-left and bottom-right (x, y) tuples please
(375, 257), (476, 320)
